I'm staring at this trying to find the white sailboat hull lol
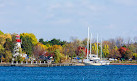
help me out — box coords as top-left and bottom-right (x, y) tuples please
(84, 61), (102, 66)
(85, 63), (101, 66)
(84, 60), (110, 66)
(84, 62), (109, 66)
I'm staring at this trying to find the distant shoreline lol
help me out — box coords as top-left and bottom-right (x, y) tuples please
(0, 63), (78, 67)
(0, 63), (137, 67)
(110, 63), (137, 65)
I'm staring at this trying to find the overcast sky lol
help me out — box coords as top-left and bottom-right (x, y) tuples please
(0, 0), (137, 41)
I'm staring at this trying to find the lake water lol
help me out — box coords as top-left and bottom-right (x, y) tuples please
(0, 65), (137, 81)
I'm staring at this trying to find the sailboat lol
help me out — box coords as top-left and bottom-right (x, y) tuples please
(83, 27), (110, 66)
(83, 27), (101, 66)
(99, 38), (110, 65)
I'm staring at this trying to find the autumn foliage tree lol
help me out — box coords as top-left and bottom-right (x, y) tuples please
(119, 46), (132, 60)
(20, 33), (38, 56)
(62, 43), (76, 62)
(33, 43), (46, 61)
(103, 45), (110, 58)
(109, 46), (121, 59)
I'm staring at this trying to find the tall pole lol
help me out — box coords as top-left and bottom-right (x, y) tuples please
(101, 38), (102, 60)
(90, 33), (92, 55)
(97, 34), (98, 58)
(87, 27), (89, 59)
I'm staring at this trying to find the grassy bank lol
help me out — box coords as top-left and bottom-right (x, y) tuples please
(110, 60), (137, 64)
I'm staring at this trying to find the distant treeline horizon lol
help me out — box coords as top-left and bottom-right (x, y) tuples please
(0, 30), (137, 63)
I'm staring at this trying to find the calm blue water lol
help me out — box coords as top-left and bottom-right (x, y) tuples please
(0, 65), (137, 81)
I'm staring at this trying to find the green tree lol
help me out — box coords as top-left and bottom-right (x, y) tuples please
(125, 50), (132, 60)
(21, 36), (33, 56)
(42, 38), (66, 46)
(3, 38), (13, 52)
(0, 45), (5, 62)
(11, 34), (17, 52)
(54, 49), (61, 63)
(20, 33), (38, 45)
(20, 33), (38, 56)
(5, 50), (12, 62)
(39, 38), (45, 44)
(3, 38), (13, 62)
(0, 30), (4, 35)
(60, 41), (66, 46)
(50, 38), (60, 45)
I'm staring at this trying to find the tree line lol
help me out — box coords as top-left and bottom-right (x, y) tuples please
(0, 30), (137, 63)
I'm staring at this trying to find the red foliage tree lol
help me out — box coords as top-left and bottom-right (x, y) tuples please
(118, 47), (132, 60)
(77, 46), (90, 57)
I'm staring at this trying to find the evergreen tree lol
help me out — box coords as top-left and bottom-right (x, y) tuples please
(21, 36), (33, 56)
(39, 38), (45, 44)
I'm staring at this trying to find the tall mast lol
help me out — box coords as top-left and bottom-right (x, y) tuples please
(97, 34), (98, 58)
(87, 27), (89, 59)
(90, 33), (92, 55)
(101, 38), (102, 60)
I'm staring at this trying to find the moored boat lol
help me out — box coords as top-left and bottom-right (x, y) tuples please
(83, 27), (110, 66)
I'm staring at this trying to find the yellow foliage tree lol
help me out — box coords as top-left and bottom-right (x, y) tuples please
(0, 33), (12, 46)
(133, 53), (137, 59)
(47, 45), (62, 52)
(103, 45), (110, 57)
(37, 43), (46, 50)
(20, 33), (38, 45)
(4, 33), (12, 40)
